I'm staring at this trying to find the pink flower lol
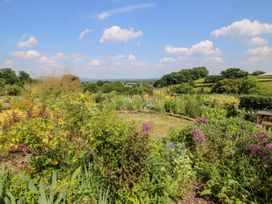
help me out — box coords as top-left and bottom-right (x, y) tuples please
(140, 122), (152, 134)
(192, 128), (205, 143)
(253, 132), (268, 142)
(245, 144), (264, 156)
(195, 117), (209, 124)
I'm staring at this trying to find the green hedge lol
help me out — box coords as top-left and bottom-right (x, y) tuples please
(239, 95), (272, 110)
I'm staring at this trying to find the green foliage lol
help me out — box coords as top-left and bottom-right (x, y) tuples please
(240, 77), (259, 94)
(83, 81), (153, 96)
(3, 84), (23, 96)
(251, 71), (265, 76)
(169, 83), (194, 94)
(221, 68), (248, 79)
(0, 68), (18, 85)
(154, 67), (208, 87)
(170, 118), (272, 203)
(212, 78), (241, 94)
(239, 95), (272, 110)
(204, 75), (222, 83)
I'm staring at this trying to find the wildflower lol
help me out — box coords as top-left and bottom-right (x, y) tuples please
(244, 144), (264, 156)
(51, 160), (59, 166)
(191, 127), (205, 143)
(9, 144), (30, 154)
(195, 117), (209, 124)
(253, 132), (268, 142)
(140, 122), (152, 134)
(256, 124), (263, 129)
(263, 156), (272, 165)
(265, 143), (272, 153)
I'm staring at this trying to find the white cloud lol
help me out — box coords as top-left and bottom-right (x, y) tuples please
(211, 19), (272, 37)
(98, 3), (154, 20)
(88, 59), (102, 66)
(248, 37), (268, 45)
(165, 40), (221, 56)
(100, 25), (143, 43)
(246, 46), (272, 55)
(3, 60), (15, 66)
(205, 57), (223, 63)
(79, 28), (93, 40)
(160, 57), (177, 63)
(247, 56), (260, 62)
(128, 54), (136, 61)
(109, 55), (125, 60)
(11, 50), (40, 59)
(73, 57), (83, 63)
(165, 46), (191, 55)
(17, 36), (38, 48)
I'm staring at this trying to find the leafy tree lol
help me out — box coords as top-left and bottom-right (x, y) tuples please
(212, 78), (241, 94)
(154, 66), (208, 87)
(251, 71), (265, 76)
(18, 70), (33, 84)
(0, 68), (18, 85)
(240, 77), (259, 94)
(221, 68), (248, 79)
(204, 75), (222, 83)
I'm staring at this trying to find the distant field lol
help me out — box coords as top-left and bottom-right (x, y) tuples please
(119, 112), (192, 138)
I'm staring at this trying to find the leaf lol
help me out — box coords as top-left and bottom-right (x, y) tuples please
(38, 181), (47, 204)
(200, 189), (213, 196)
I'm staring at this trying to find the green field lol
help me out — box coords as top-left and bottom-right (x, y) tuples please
(119, 112), (192, 138)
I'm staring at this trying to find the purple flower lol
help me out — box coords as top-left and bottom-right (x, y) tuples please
(140, 122), (152, 134)
(265, 143), (272, 153)
(256, 124), (263, 129)
(195, 117), (209, 124)
(191, 128), (205, 143)
(245, 144), (264, 156)
(253, 132), (268, 142)
(263, 156), (272, 165)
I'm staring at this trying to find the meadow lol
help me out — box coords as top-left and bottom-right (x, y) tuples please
(0, 68), (272, 203)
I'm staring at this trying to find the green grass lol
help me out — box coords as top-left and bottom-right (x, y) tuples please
(118, 112), (192, 138)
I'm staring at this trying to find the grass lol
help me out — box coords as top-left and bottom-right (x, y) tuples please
(118, 112), (192, 138)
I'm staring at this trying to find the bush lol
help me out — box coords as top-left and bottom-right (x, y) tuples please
(170, 118), (272, 203)
(3, 84), (23, 96)
(239, 95), (272, 110)
(212, 79), (241, 94)
(203, 95), (240, 109)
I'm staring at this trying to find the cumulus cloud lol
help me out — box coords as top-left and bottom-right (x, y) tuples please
(98, 3), (154, 20)
(160, 57), (177, 63)
(100, 25), (143, 43)
(88, 59), (102, 66)
(11, 50), (40, 59)
(128, 54), (136, 61)
(4, 60), (15, 66)
(79, 28), (93, 40)
(17, 36), (38, 48)
(248, 37), (268, 45)
(109, 55), (125, 60)
(165, 40), (221, 56)
(211, 19), (272, 37)
(246, 46), (272, 55)
(205, 57), (223, 63)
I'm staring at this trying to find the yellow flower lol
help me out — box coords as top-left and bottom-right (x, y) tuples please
(52, 160), (59, 165)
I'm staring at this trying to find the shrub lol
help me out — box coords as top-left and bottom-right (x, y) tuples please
(212, 78), (241, 94)
(239, 95), (272, 110)
(170, 118), (272, 203)
(3, 84), (23, 96)
(204, 95), (240, 109)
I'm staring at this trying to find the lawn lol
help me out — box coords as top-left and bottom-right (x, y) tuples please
(118, 112), (192, 138)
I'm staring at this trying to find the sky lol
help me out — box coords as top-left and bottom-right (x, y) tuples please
(0, 0), (272, 79)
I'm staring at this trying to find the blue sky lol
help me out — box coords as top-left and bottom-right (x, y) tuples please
(0, 0), (272, 79)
